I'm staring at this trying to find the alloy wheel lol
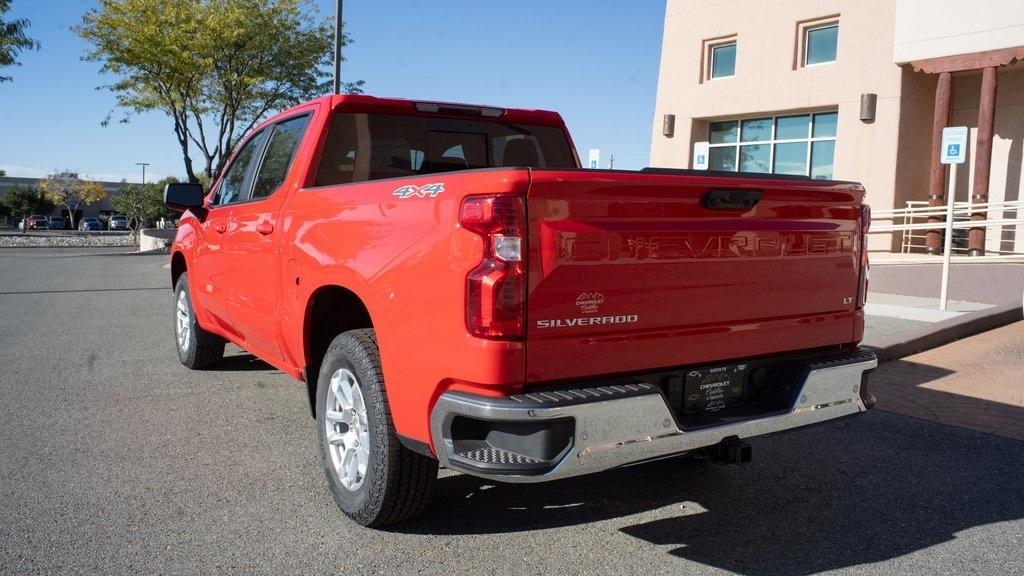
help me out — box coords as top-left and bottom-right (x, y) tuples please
(325, 368), (371, 491)
(175, 290), (191, 353)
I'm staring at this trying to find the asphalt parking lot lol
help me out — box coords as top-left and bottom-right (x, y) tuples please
(2, 248), (1022, 575)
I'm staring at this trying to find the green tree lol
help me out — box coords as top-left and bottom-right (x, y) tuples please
(76, 0), (363, 184)
(1, 185), (54, 217)
(0, 0), (39, 82)
(112, 176), (182, 230)
(41, 172), (107, 230)
(110, 185), (148, 231)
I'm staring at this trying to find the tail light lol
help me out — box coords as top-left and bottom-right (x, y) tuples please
(461, 196), (525, 339)
(857, 204), (871, 308)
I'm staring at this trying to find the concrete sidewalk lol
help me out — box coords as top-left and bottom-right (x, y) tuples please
(862, 262), (1023, 359)
(871, 321), (1024, 441)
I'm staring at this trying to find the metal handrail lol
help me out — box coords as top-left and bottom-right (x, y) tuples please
(873, 199), (1024, 218)
(872, 218), (1024, 232)
(870, 198), (1024, 256)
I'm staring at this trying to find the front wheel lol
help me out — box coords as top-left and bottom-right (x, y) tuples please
(316, 329), (438, 527)
(173, 273), (225, 369)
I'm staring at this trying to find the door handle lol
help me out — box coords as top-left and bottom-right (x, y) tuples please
(256, 221), (275, 235)
(213, 222), (226, 234)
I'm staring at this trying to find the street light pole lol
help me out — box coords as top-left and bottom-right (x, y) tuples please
(333, 0), (343, 94)
(136, 162), (150, 186)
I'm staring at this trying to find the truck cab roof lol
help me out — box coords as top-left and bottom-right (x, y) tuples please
(261, 94), (568, 132)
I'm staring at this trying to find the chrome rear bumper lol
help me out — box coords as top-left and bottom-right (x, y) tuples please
(430, 349), (877, 483)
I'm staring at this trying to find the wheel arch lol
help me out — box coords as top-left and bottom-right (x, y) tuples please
(170, 251), (187, 289)
(303, 284), (374, 418)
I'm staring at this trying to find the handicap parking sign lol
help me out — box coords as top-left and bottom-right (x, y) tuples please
(940, 127), (968, 164)
(693, 141), (710, 170)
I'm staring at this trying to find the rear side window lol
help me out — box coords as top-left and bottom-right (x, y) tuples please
(252, 114), (311, 199)
(214, 131), (267, 205)
(315, 112), (576, 186)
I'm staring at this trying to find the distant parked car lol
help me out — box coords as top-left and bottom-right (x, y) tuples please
(79, 217), (104, 231)
(24, 215), (49, 230)
(107, 215), (129, 230)
(48, 216), (67, 230)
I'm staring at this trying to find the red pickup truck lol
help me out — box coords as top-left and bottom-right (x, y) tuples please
(165, 94), (876, 527)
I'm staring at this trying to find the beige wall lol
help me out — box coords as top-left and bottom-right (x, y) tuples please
(650, 0), (1024, 253)
(895, 70), (936, 245)
(650, 0), (905, 249)
(894, 0), (1024, 63)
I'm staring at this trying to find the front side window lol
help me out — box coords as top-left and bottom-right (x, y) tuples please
(252, 114), (311, 199)
(314, 112), (576, 186)
(805, 24), (838, 65)
(710, 42), (736, 78)
(706, 111), (837, 179)
(214, 131), (267, 205)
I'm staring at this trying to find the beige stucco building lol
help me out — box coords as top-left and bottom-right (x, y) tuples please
(650, 0), (1024, 254)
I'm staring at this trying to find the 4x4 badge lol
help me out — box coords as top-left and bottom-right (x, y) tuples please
(393, 183), (445, 199)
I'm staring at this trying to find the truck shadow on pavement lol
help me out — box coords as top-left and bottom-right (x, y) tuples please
(216, 352), (275, 372)
(397, 370), (1024, 575)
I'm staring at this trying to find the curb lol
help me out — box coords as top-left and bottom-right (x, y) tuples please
(864, 301), (1023, 361)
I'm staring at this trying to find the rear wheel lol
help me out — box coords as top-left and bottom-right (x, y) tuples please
(173, 274), (225, 369)
(316, 329), (438, 527)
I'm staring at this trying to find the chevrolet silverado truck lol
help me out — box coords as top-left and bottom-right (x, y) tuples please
(165, 94), (876, 527)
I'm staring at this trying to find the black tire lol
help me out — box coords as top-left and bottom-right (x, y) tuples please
(173, 273), (225, 370)
(316, 329), (438, 527)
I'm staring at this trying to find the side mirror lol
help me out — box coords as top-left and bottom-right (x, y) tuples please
(164, 182), (206, 211)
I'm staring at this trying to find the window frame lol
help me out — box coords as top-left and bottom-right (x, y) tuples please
(309, 111), (577, 188)
(210, 129), (269, 208)
(699, 34), (738, 83)
(800, 20), (839, 67)
(247, 112), (313, 201)
(706, 111), (838, 179)
(709, 41), (737, 80)
(209, 112), (312, 208)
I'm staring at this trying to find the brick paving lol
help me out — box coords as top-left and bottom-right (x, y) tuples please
(871, 321), (1024, 440)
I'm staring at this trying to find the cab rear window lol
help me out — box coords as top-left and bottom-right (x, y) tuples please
(314, 112), (576, 186)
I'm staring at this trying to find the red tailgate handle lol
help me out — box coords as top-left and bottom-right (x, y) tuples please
(256, 221), (275, 235)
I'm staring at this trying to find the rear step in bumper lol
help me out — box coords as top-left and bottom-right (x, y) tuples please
(430, 349), (877, 483)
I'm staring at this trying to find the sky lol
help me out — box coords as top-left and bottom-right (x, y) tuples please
(0, 0), (666, 183)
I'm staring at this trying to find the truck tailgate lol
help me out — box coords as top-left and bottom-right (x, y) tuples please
(525, 170), (865, 382)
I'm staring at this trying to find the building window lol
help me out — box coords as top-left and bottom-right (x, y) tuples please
(710, 42), (736, 79)
(700, 34), (737, 83)
(803, 23), (838, 65)
(706, 111), (837, 179)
